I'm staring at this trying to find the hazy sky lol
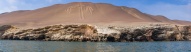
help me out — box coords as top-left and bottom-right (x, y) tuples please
(0, 0), (191, 21)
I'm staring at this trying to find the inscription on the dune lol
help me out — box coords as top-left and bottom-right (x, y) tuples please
(128, 10), (144, 20)
(66, 3), (93, 19)
(121, 7), (144, 20)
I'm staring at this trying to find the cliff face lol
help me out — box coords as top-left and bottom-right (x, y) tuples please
(0, 25), (19, 39)
(1, 24), (191, 42)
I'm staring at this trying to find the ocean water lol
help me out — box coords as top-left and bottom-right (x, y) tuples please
(0, 40), (191, 52)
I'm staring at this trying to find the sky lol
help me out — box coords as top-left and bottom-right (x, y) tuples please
(0, 0), (191, 21)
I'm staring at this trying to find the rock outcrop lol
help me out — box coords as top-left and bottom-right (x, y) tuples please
(0, 25), (19, 39)
(1, 24), (191, 42)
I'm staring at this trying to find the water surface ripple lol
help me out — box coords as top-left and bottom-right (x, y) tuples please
(0, 40), (191, 52)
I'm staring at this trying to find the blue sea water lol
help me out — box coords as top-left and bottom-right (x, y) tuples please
(0, 40), (191, 52)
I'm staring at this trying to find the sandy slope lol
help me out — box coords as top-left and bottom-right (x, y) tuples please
(151, 15), (176, 24)
(172, 20), (191, 25)
(0, 2), (190, 28)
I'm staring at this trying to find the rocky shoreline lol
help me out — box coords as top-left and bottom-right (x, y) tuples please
(0, 24), (191, 42)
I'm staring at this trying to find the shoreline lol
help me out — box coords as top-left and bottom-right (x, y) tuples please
(1, 39), (189, 42)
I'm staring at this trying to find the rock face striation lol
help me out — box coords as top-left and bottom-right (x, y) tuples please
(0, 25), (19, 39)
(1, 24), (191, 42)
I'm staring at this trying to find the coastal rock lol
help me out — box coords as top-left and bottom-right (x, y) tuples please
(119, 32), (132, 42)
(1, 24), (191, 42)
(151, 28), (169, 41)
(0, 25), (19, 39)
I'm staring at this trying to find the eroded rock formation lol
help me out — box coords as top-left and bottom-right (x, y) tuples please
(0, 25), (19, 39)
(1, 24), (191, 42)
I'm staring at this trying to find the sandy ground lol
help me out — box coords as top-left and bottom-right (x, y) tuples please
(0, 2), (190, 29)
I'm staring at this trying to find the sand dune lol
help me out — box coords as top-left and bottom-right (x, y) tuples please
(151, 15), (176, 24)
(172, 20), (191, 25)
(0, 2), (190, 27)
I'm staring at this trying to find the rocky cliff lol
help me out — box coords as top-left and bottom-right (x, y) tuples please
(1, 24), (191, 42)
